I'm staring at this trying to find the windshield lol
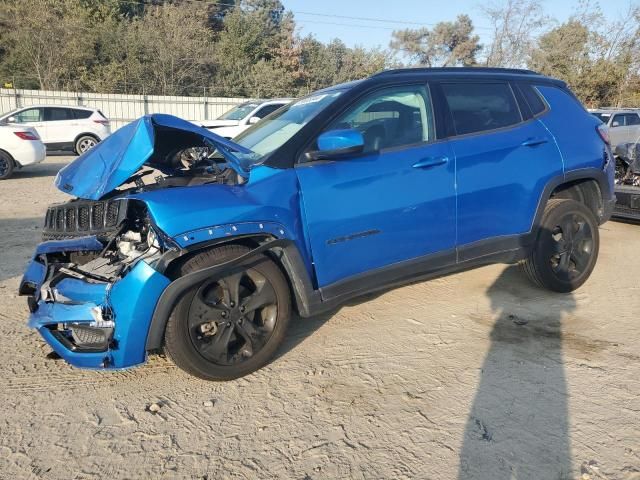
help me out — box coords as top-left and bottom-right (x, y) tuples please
(591, 112), (611, 123)
(229, 90), (345, 167)
(219, 103), (260, 121)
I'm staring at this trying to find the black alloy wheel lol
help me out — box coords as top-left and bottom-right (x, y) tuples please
(521, 198), (600, 293)
(164, 244), (291, 380)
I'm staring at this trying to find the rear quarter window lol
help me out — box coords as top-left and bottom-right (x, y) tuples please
(519, 84), (547, 116)
(73, 109), (92, 119)
(442, 82), (521, 136)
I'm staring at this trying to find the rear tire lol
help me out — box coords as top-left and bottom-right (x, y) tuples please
(0, 151), (14, 180)
(74, 135), (98, 155)
(164, 245), (291, 381)
(520, 199), (599, 292)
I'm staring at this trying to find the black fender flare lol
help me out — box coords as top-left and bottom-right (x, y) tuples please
(531, 168), (612, 235)
(145, 238), (319, 350)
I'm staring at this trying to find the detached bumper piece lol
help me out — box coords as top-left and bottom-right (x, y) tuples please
(614, 186), (640, 221)
(20, 238), (170, 370)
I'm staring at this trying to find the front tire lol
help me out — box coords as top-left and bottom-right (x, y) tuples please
(520, 199), (599, 292)
(0, 151), (14, 180)
(164, 245), (291, 380)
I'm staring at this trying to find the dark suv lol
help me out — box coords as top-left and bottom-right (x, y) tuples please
(20, 68), (616, 380)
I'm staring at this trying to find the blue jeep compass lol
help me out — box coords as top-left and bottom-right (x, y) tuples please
(20, 68), (616, 380)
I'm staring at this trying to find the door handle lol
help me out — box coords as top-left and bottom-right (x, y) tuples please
(412, 156), (449, 169)
(521, 137), (548, 147)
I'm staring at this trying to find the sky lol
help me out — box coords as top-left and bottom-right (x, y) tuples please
(281, 0), (637, 50)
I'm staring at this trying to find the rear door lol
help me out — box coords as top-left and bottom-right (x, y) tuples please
(43, 107), (76, 146)
(440, 81), (563, 256)
(296, 83), (457, 290)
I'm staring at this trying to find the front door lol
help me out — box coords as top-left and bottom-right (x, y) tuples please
(11, 107), (46, 141)
(296, 84), (457, 290)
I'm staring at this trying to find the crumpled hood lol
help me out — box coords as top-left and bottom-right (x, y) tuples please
(55, 114), (252, 200)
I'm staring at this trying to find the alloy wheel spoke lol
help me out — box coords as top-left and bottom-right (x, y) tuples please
(572, 251), (590, 273)
(235, 320), (266, 354)
(241, 280), (276, 313)
(188, 290), (225, 330)
(560, 216), (575, 243)
(200, 323), (234, 362)
(221, 272), (243, 307)
(573, 221), (589, 244)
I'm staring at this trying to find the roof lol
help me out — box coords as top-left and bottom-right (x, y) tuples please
(373, 67), (541, 77)
(10, 104), (96, 110)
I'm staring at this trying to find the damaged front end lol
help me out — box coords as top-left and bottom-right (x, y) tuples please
(19, 201), (172, 369)
(18, 114), (259, 369)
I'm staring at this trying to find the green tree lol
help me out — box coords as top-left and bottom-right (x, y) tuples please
(390, 15), (481, 67)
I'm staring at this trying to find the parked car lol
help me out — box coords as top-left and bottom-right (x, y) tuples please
(20, 67), (615, 380)
(196, 99), (291, 138)
(0, 105), (111, 154)
(0, 123), (46, 180)
(589, 108), (640, 147)
(612, 142), (640, 220)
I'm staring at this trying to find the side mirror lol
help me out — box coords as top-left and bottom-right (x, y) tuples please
(6, 116), (16, 123)
(611, 121), (621, 127)
(306, 129), (364, 161)
(248, 116), (261, 125)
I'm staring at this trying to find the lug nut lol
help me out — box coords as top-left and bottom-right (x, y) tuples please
(230, 301), (235, 308)
(240, 306), (245, 313)
(221, 311), (227, 318)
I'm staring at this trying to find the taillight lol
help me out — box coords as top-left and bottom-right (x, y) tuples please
(596, 124), (610, 145)
(14, 131), (39, 140)
(93, 119), (109, 126)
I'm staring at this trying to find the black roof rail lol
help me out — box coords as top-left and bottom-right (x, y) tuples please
(372, 67), (541, 77)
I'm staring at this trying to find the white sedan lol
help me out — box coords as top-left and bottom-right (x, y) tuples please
(0, 123), (46, 180)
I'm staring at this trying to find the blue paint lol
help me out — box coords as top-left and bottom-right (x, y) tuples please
(317, 129), (364, 152)
(25, 260), (169, 369)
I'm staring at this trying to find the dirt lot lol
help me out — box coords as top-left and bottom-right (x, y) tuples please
(0, 155), (638, 480)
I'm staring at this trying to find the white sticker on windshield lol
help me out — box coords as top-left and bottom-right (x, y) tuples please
(293, 94), (328, 107)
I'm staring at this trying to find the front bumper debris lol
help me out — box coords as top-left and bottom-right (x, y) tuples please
(613, 185), (640, 221)
(19, 237), (170, 370)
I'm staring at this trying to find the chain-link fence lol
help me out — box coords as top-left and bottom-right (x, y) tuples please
(0, 88), (249, 130)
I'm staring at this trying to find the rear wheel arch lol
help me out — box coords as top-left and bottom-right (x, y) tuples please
(550, 178), (603, 220)
(73, 133), (100, 154)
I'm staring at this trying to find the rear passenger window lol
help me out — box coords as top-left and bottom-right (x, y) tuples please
(73, 109), (92, 119)
(520, 84), (546, 116)
(627, 114), (640, 126)
(44, 108), (73, 121)
(442, 82), (522, 135)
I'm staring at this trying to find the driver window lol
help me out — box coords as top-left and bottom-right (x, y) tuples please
(321, 85), (434, 153)
(14, 108), (43, 123)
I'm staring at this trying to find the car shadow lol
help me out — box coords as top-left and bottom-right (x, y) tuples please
(10, 162), (69, 179)
(458, 266), (575, 479)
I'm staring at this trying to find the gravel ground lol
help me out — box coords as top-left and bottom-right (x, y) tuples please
(0, 156), (639, 480)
